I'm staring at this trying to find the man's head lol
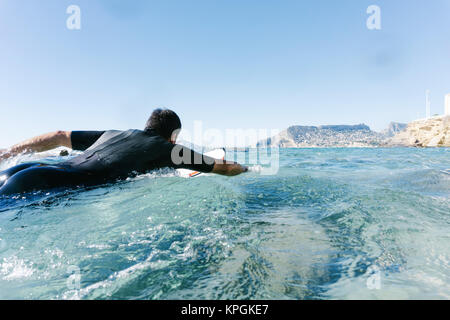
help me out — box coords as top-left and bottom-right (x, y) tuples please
(145, 109), (181, 143)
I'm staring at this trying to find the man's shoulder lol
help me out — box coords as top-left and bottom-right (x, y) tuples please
(125, 129), (170, 145)
(109, 129), (144, 137)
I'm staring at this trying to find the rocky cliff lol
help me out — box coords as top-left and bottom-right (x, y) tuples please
(387, 116), (450, 147)
(382, 122), (408, 137)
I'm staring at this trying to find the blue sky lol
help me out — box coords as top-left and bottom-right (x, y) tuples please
(1, 0), (449, 147)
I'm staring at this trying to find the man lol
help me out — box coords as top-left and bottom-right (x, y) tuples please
(0, 109), (247, 196)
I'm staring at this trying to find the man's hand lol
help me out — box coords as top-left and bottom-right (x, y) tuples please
(212, 160), (248, 176)
(0, 131), (72, 161)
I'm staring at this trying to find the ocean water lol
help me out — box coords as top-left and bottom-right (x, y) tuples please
(0, 148), (449, 300)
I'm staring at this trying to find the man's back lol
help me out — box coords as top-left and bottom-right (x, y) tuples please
(63, 129), (177, 180)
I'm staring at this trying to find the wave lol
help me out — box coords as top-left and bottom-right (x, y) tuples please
(0, 148), (449, 299)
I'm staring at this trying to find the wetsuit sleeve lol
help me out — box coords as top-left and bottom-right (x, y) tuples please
(70, 131), (106, 151)
(161, 144), (216, 173)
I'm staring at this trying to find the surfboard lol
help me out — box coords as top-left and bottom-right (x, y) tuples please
(176, 148), (225, 178)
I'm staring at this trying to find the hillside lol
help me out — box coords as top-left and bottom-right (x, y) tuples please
(387, 116), (450, 147)
(257, 124), (385, 148)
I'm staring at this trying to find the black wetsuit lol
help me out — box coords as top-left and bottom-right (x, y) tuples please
(0, 129), (215, 196)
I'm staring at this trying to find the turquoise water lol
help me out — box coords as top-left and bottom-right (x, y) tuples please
(0, 148), (449, 300)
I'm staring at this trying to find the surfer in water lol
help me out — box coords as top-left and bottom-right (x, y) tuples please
(0, 109), (248, 196)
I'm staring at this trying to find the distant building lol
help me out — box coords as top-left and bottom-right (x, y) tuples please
(446, 94), (450, 116)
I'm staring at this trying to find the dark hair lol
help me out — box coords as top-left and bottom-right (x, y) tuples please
(145, 109), (181, 140)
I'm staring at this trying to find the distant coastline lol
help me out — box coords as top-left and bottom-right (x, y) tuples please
(256, 117), (449, 148)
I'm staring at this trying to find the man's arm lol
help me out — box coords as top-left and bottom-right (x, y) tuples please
(0, 130), (106, 161)
(212, 160), (248, 176)
(0, 131), (72, 160)
(169, 144), (247, 177)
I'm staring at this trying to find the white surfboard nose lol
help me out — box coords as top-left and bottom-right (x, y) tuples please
(176, 149), (226, 178)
